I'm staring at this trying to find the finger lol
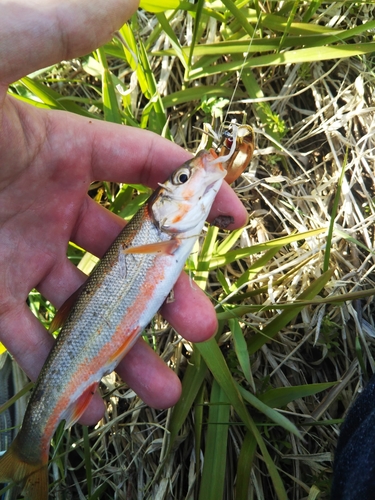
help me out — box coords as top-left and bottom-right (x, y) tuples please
(115, 338), (181, 409)
(71, 196), (127, 259)
(161, 272), (218, 342)
(0, 303), (55, 381)
(0, 0), (139, 85)
(207, 181), (248, 230)
(36, 257), (88, 309)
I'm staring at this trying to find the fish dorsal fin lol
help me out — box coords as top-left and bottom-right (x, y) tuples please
(123, 239), (180, 255)
(49, 284), (84, 333)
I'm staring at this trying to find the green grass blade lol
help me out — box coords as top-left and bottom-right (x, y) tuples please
(19, 77), (94, 117)
(167, 349), (207, 452)
(277, 0), (299, 52)
(302, 0), (322, 23)
(157, 18), (375, 60)
(237, 385), (300, 437)
(83, 425), (93, 497)
(229, 318), (254, 389)
(20, 76), (64, 109)
(199, 380), (230, 500)
(0, 382), (33, 415)
(307, 484), (321, 500)
(111, 185), (135, 215)
(219, 0), (254, 38)
(216, 228), (243, 255)
(189, 42), (375, 79)
(217, 269), (231, 295)
(118, 192), (151, 221)
(96, 48), (122, 124)
(162, 85), (246, 108)
(194, 225), (219, 289)
(247, 269), (335, 354)
(90, 480), (109, 500)
(210, 228), (326, 269)
(8, 91), (58, 110)
(136, 39), (171, 136)
(323, 149), (348, 272)
(156, 12), (188, 69)
(139, 0), (180, 12)
(229, 246), (282, 294)
(256, 10), (343, 35)
(217, 287), (375, 320)
(236, 430), (257, 500)
(119, 24), (148, 93)
(194, 382), (205, 472)
(240, 67), (284, 141)
(242, 412), (289, 500)
(259, 382), (337, 408)
(196, 338), (288, 499)
(188, 0), (205, 68)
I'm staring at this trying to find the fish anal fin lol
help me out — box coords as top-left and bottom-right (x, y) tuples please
(123, 239), (179, 255)
(0, 435), (48, 500)
(108, 327), (140, 364)
(23, 464), (49, 500)
(62, 382), (99, 428)
(49, 284), (85, 333)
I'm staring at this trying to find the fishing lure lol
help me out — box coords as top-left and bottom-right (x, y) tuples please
(219, 123), (255, 184)
(198, 121), (255, 185)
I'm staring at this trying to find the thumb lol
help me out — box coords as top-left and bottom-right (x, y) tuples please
(0, 0), (139, 85)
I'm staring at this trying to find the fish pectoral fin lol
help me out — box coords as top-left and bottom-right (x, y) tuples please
(49, 284), (85, 333)
(122, 239), (180, 255)
(0, 435), (48, 500)
(62, 382), (99, 428)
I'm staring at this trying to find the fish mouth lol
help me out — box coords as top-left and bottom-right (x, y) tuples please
(203, 181), (215, 196)
(203, 178), (222, 196)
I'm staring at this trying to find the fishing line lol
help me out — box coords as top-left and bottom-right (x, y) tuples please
(210, 124), (238, 165)
(222, 12), (263, 128)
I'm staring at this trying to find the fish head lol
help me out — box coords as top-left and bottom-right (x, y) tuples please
(150, 150), (226, 234)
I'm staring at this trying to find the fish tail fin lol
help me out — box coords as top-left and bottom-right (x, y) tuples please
(0, 437), (48, 500)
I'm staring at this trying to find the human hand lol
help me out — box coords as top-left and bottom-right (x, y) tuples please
(0, 0), (247, 425)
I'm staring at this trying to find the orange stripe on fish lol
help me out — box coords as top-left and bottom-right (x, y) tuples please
(123, 239), (180, 255)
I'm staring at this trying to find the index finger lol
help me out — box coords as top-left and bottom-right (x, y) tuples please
(45, 110), (248, 230)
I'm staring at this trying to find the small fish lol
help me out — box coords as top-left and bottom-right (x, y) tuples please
(0, 147), (234, 499)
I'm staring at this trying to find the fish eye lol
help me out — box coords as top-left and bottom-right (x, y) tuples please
(172, 167), (191, 185)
